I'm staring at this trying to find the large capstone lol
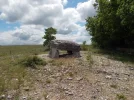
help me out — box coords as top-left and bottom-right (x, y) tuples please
(49, 40), (81, 58)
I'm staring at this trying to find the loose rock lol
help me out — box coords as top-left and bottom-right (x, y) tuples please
(7, 95), (12, 99)
(0, 95), (5, 99)
(105, 75), (112, 79)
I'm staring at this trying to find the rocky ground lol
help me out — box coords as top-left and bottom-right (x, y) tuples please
(3, 51), (134, 100)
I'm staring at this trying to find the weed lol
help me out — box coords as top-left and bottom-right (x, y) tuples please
(43, 92), (48, 99)
(14, 92), (20, 100)
(68, 72), (74, 77)
(46, 79), (51, 84)
(48, 60), (54, 63)
(116, 94), (127, 100)
(110, 84), (117, 89)
(49, 60), (63, 66)
(34, 53), (38, 55)
(86, 52), (93, 65)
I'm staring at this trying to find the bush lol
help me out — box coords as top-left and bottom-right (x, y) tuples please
(20, 56), (46, 68)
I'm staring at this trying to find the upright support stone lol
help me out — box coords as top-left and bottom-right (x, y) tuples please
(72, 52), (80, 57)
(49, 49), (52, 58)
(49, 48), (59, 58)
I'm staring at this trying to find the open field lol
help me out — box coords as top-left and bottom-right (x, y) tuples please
(0, 45), (45, 57)
(0, 45), (134, 100)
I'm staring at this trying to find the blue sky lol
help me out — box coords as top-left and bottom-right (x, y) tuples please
(0, 20), (20, 32)
(0, 0), (95, 45)
(65, 0), (88, 8)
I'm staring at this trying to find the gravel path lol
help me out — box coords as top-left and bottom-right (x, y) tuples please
(18, 52), (134, 100)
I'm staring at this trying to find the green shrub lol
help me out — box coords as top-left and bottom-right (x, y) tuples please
(20, 56), (46, 68)
(116, 94), (127, 100)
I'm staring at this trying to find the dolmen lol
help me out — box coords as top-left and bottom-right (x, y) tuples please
(49, 40), (81, 58)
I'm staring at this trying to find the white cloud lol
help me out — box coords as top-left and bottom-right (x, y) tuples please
(54, 8), (81, 34)
(0, 25), (44, 45)
(76, 0), (96, 21)
(22, 4), (63, 26)
(56, 26), (91, 44)
(0, 0), (95, 45)
(0, 0), (30, 22)
(0, 0), (8, 9)
(62, 0), (68, 5)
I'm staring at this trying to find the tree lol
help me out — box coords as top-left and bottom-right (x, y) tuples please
(43, 27), (57, 48)
(86, 0), (134, 49)
(82, 41), (87, 51)
(116, 0), (134, 48)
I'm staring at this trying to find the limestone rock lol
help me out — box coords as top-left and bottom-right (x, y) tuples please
(105, 75), (112, 79)
(49, 40), (81, 58)
(7, 95), (12, 99)
(0, 95), (5, 99)
(50, 40), (80, 51)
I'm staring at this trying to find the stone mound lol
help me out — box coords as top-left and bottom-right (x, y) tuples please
(49, 40), (81, 58)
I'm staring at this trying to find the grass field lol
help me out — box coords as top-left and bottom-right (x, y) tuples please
(0, 45), (46, 97)
(0, 45), (45, 57)
(0, 45), (133, 99)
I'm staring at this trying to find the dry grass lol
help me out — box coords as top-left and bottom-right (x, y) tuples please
(0, 45), (45, 57)
(49, 57), (75, 67)
(0, 45), (46, 97)
(86, 52), (94, 66)
(0, 56), (28, 95)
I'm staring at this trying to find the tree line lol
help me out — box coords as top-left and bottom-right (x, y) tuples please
(86, 0), (134, 49)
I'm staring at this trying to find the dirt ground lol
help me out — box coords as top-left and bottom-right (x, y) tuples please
(12, 51), (134, 100)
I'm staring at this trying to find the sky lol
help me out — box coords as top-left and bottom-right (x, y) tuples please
(0, 0), (96, 45)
